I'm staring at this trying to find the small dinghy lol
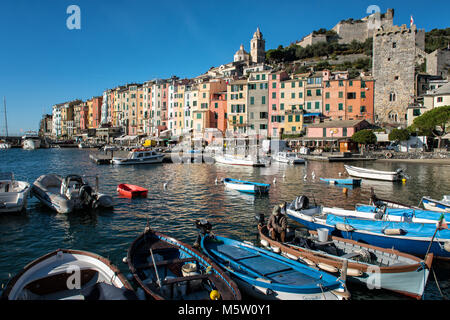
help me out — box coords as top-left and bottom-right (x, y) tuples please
(344, 165), (406, 182)
(223, 178), (270, 194)
(0, 172), (31, 214)
(127, 227), (241, 300)
(421, 195), (450, 213)
(196, 220), (349, 300)
(2, 249), (137, 300)
(320, 178), (361, 186)
(117, 184), (148, 198)
(32, 174), (114, 214)
(257, 215), (432, 299)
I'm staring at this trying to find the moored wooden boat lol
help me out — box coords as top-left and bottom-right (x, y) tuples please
(319, 178), (361, 186)
(344, 164), (405, 181)
(257, 217), (433, 299)
(2, 249), (137, 300)
(196, 220), (349, 300)
(223, 178), (270, 194)
(117, 184), (148, 198)
(286, 197), (450, 259)
(127, 227), (241, 300)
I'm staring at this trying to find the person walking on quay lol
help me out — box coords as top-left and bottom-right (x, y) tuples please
(267, 204), (287, 242)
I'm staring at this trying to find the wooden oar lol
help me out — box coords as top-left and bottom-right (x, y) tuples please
(150, 248), (162, 288)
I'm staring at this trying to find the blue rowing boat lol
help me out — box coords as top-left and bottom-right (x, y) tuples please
(286, 198), (450, 259)
(223, 178), (270, 194)
(319, 178), (362, 186)
(195, 220), (349, 300)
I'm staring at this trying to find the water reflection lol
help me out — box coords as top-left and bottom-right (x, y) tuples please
(0, 149), (449, 299)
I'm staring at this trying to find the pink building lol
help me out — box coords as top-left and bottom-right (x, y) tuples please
(304, 119), (371, 149)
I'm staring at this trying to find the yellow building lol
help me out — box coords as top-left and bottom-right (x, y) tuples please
(227, 80), (248, 134)
(279, 76), (306, 135)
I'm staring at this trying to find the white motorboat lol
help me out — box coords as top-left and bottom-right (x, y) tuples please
(272, 151), (306, 164)
(421, 195), (450, 213)
(0, 172), (31, 214)
(214, 154), (266, 167)
(22, 132), (41, 150)
(2, 249), (137, 300)
(111, 149), (164, 165)
(32, 174), (114, 214)
(344, 164), (405, 181)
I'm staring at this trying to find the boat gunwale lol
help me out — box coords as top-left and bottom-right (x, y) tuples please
(1, 248), (133, 299)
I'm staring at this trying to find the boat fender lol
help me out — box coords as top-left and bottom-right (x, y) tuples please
(284, 253), (299, 261)
(252, 285), (273, 296)
(336, 223), (355, 232)
(260, 239), (269, 247)
(300, 258), (316, 266)
(271, 246), (281, 254)
(210, 290), (220, 300)
(444, 242), (450, 253)
(345, 268), (364, 277)
(383, 228), (407, 235)
(317, 263), (339, 273)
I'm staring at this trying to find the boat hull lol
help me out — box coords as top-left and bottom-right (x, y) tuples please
(200, 234), (347, 300)
(112, 156), (164, 165)
(344, 165), (401, 181)
(223, 178), (270, 194)
(214, 155), (265, 167)
(320, 178), (361, 186)
(117, 184), (148, 198)
(287, 208), (450, 259)
(0, 181), (31, 213)
(422, 197), (450, 213)
(258, 225), (431, 299)
(2, 249), (135, 300)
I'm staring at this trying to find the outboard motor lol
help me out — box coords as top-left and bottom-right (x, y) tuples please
(79, 184), (95, 208)
(194, 219), (212, 248)
(294, 196), (309, 211)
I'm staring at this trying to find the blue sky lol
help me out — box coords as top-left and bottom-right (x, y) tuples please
(0, 0), (448, 135)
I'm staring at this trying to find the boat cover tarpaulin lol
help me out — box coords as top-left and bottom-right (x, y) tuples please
(356, 205), (447, 221)
(326, 214), (450, 239)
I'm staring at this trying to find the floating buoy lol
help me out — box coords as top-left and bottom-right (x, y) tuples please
(402, 178), (407, 184)
(163, 183), (168, 189)
(311, 171), (316, 180)
(210, 290), (220, 300)
(343, 188), (348, 195)
(122, 257), (127, 264)
(303, 174), (307, 181)
(317, 263), (339, 273)
(215, 178), (218, 185)
(273, 178), (277, 184)
(338, 172), (342, 177)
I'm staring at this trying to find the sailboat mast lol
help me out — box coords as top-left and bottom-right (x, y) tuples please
(3, 97), (8, 137)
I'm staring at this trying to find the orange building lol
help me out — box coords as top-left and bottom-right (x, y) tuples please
(322, 70), (375, 122)
(210, 92), (227, 133)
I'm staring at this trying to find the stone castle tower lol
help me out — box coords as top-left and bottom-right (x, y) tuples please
(373, 23), (426, 126)
(250, 27), (265, 64)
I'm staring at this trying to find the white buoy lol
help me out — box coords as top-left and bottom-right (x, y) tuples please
(163, 183), (168, 189)
(338, 172), (342, 177)
(312, 171), (316, 180)
(215, 178), (218, 185)
(122, 257), (127, 264)
(273, 178), (277, 184)
(303, 174), (307, 180)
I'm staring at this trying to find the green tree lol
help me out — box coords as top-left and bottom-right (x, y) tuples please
(351, 129), (377, 148)
(388, 128), (410, 142)
(409, 105), (450, 148)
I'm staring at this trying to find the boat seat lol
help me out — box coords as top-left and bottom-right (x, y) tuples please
(340, 252), (361, 259)
(135, 258), (197, 270)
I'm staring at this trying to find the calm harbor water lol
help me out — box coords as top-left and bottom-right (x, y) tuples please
(1, 148), (450, 300)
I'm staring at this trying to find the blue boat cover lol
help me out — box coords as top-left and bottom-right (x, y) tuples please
(356, 205), (447, 221)
(326, 214), (450, 239)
